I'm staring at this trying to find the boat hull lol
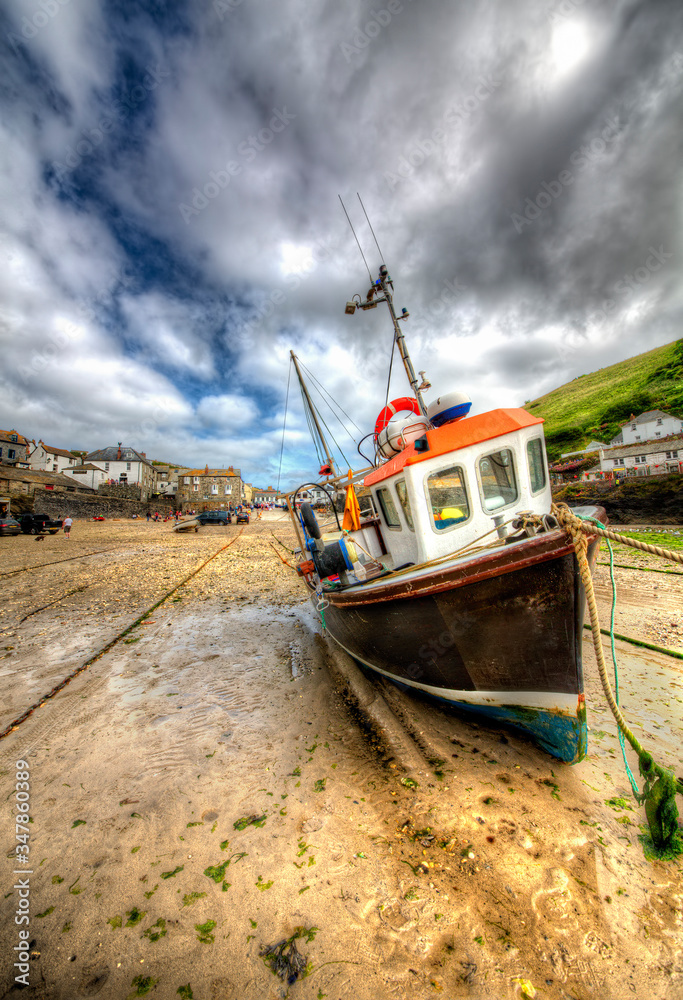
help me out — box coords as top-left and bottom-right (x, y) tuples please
(317, 527), (601, 763)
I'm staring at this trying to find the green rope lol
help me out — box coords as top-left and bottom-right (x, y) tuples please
(570, 510), (682, 854)
(602, 530), (640, 799)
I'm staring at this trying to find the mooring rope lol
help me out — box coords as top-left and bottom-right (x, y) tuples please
(551, 503), (682, 855)
(0, 533), (243, 742)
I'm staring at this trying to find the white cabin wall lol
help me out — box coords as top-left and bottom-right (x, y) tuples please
(373, 424), (552, 566)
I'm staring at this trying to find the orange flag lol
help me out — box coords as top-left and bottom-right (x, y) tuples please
(342, 469), (361, 532)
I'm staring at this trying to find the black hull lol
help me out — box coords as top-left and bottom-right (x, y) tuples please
(316, 528), (601, 762)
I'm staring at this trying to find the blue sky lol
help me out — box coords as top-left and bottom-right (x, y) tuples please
(1, 0), (682, 488)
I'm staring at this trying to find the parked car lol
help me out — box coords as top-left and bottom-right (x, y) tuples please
(18, 513), (63, 535)
(236, 510), (250, 524)
(0, 516), (21, 536)
(196, 511), (232, 526)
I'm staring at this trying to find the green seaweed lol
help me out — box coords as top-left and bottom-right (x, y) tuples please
(261, 926), (318, 985)
(606, 796), (633, 811)
(256, 876), (274, 891)
(204, 861), (230, 883)
(176, 986), (193, 1000)
(62, 922), (71, 933)
(131, 846), (141, 853)
(71, 819), (86, 828)
(233, 814), (266, 830)
(51, 875), (64, 884)
(36, 907), (54, 918)
(313, 779), (326, 793)
(160, 866), (184, 879)
(195, 919), (217, 944)
(182, 892), (206, 907)
(108, 915), (122, 929)
(186, 822), (203, 828)
(126, 907), (146, 927)
(400, 777), (418, 789)
(128, 975), (159, 996)
(143, 885), (159, 899)
(142, 918), (167, 942)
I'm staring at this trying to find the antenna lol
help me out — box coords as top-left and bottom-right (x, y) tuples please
(357, 192), (385, 264)
(338, 195), (372, 282)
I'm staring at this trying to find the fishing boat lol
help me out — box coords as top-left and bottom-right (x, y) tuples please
(286, 261), (604, 763)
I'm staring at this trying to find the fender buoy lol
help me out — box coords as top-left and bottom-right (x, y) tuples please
(374, 396), (421, 439)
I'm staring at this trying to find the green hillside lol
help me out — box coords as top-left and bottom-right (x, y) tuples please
(524, 339), (683, 461)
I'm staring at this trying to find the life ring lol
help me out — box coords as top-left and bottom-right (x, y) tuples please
(374, 396), (421, 439)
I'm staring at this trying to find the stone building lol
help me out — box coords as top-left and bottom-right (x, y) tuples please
(29, 440), (80, 474)
(175, 466), (242, 510)
(152, 465), (191, 498)
(0, 429), (30, 467)
(253, 486), (279, 505)
(0, 465), (94, 503)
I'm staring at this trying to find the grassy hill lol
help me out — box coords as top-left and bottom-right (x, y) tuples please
(524, 339), (683, 461)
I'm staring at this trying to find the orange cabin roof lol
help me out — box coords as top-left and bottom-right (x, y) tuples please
(364, 408), (544, 487)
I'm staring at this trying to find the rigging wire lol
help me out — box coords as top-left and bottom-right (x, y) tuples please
(299, 380), (325, 468)
(314, 403), (353, 471)
(339, 195), (372, 282)
(357, 192), (385, 264)
(298, 359), (363, 437)
(384, 329), (397, 412)
(277, 359), (292, 493)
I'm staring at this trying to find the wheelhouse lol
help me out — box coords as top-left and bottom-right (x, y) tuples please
(343, 408), (551, 577)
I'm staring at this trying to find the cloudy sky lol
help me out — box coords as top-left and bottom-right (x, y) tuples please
(1, 0), (681, 488)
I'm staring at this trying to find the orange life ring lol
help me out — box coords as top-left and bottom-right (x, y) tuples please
(374, 396), (421, 438)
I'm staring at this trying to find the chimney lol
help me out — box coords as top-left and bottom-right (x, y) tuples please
(117, 442), (122, 461)
(205, 463), (209, 475)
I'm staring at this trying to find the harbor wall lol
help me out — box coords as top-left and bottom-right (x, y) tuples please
(552, 473), (683, 524)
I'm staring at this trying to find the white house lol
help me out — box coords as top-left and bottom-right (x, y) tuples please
(583, 435), (683, 479)
(62, 463), (108, 490)
(29, 440), (80, 475)
(253, 486), (279, 504)
(84, 444), (156, 499)
(619, 410), (683, 446)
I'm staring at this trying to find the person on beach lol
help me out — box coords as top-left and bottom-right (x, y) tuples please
(63, 515), (73, 538)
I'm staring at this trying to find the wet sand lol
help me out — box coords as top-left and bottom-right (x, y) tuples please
(0, 516), (682, 999)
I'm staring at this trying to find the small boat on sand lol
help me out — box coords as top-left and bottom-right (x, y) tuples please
(173, 518), (200, 533)
(287, 262), (604, 763)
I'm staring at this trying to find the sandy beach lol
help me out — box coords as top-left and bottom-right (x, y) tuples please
(0, 514), (682, 1000)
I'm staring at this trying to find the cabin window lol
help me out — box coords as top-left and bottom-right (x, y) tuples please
(426, 466), (470, 531)
(376, 487), (401, 529)
(526, 438), (546, 494)
(478, 448), (518, 512)
(394, 480), (414, 531)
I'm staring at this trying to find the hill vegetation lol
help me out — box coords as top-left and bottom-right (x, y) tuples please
(524, 339), (683, 460)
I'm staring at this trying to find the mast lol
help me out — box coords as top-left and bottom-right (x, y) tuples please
(347, 265), (429, 417)
(290, 351), (338, 476)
